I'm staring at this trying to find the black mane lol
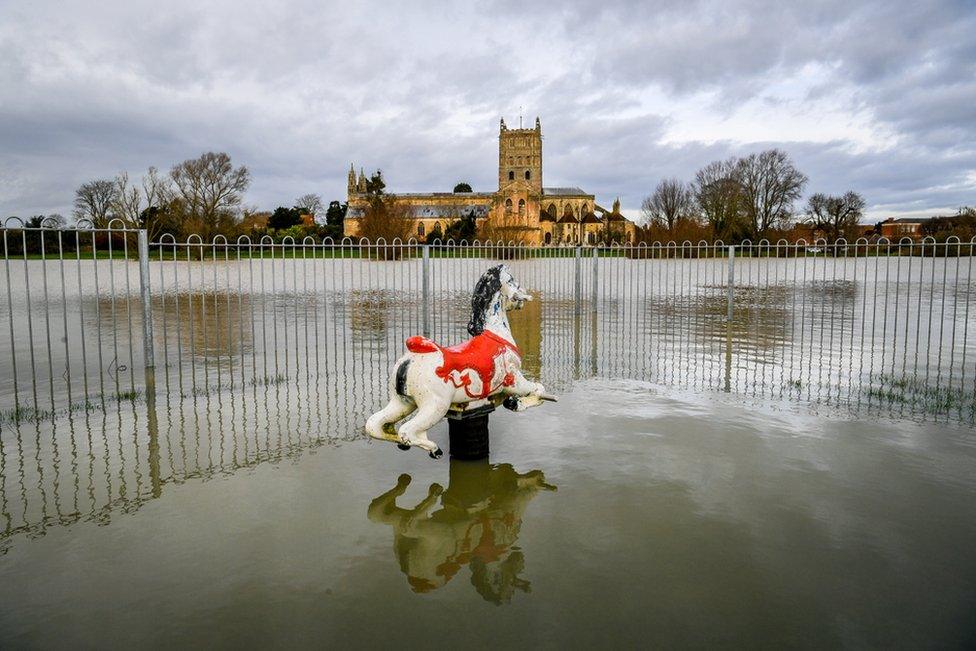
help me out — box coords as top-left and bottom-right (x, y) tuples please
(467, 265), (503, 336)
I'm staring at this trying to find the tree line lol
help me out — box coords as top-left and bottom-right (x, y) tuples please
(641, 148), (860, 243)
(6, 151), (345, 253)
(8, 148), (973, 253)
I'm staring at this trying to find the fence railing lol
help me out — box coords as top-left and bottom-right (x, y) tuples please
(1, 222), (975, 425)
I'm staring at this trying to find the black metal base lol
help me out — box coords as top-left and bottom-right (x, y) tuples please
(446, 403), (494, 461)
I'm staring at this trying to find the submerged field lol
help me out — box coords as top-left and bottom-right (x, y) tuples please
(1, 376), (974, 647)
(1, 251), (975, 646)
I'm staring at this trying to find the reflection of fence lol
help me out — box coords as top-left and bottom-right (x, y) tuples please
(0, 372), (365, 549)
(1, 223), (975, 424)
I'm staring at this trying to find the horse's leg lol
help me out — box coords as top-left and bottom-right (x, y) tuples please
(403, 482), (443, 526)
(503, 371), (546, 411)
(366, 395), (416, 443)
(366, 473), (412, 523)
(398, 396), (450, 458)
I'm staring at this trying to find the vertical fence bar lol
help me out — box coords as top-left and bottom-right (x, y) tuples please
(138, 230), (155, 370)
(421, 244), (430, 337)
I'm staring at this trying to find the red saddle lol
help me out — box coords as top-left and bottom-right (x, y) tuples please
(406, 331), (521, 399)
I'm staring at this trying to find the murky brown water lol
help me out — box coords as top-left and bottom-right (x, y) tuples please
(2, 253), (975, 647)
(1, 375), (974, 648)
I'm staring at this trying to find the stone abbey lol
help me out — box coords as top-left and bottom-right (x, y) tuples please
(343, 117), (636, 245)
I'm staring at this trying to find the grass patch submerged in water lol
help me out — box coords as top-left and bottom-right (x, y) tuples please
(0, 372), (294, 427)
(867, 374), (976, 415)
(0, 389), (144, 426)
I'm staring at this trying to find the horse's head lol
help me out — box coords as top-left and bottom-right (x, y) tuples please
(467, 264), (532, 336)
(497, 264), (532, 310)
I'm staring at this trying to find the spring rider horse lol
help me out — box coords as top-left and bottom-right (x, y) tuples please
(365, 264), (555, 459)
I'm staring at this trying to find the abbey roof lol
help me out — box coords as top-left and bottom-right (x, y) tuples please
(543, 187), (591, 196)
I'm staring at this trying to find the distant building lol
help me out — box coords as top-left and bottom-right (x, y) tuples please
(343, 118), (636, 245)
(879, 217), (931, 240)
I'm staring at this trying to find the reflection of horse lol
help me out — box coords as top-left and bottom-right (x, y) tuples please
(366, 265), (553, 458)
(367, 460), (556, 603)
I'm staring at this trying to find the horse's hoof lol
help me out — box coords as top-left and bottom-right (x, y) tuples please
(397, 443), (411, 451)
(428, 447), (443, 460)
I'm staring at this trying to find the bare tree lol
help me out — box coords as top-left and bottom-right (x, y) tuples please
(692, 158), (746, 241)
(295, 193), (324, 217)
(169, 152), (250, 237)
(641, 178), (693, 232)
(73, 179), (117, 227)
(804, 191), (866, 241)
(737, 149), (807, 239)
(111, 172), (143, 228)
(357, 195), (414, 244)
(142, 166), (171, 210)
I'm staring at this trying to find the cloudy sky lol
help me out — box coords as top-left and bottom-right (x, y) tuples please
(1, 0), (974, 222)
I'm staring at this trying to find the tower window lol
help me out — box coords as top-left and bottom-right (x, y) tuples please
(505, 199), (513, 212)
(508, 171), (514, 181)
(525, 170), (531, 180)
(518, 199), (525, 216)
(418, 222), (425, 237)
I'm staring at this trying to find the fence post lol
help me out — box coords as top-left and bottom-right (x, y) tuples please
(724, 244), (735, 392)
(574, 245), (582, 318)
(137, 229), (155, 370)
(421, 244), (431, 337)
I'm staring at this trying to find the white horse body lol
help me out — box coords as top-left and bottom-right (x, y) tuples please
(365, 265), (551, 458)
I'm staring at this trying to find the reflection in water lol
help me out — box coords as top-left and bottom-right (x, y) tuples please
(0, 371), (364, 552)
(368, 460), (555, 603)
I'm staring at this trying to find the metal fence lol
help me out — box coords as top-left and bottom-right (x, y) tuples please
(1, 222), (975, 426)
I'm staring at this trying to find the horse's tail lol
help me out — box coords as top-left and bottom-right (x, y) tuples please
(395, 359), (411, 398)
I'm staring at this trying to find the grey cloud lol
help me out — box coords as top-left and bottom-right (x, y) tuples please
(0, 0), (973, 220)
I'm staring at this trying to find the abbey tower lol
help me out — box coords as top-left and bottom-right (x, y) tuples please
(498, 117), (542, 192)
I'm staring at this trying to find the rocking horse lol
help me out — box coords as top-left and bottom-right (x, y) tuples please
(365, 264), (555, 458)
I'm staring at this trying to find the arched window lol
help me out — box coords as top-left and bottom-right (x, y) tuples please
(518, 199), (525, 216)
(418, 222), (425, 237)
(547, 203), (556, 217)
(505, 199), (513, 213)
(508, 171), (514, 181)
(581, 203), (588, 215)
(564, 204), (573, 217)
(587, 231), (595, 244)
(544, 231), (552, 244)
(525, 170), (531, 180)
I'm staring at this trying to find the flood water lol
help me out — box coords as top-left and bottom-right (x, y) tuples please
(1, 373), (975, 648)
(2, 253), (976, 647)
